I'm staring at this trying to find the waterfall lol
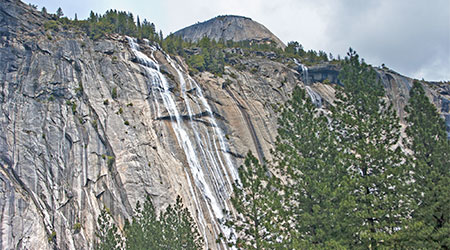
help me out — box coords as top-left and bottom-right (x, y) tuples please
(305, 86), (323, 108)
(293, 58), (309, 85)
(126, 37), (238, 247)
(293, 59), (322, 107)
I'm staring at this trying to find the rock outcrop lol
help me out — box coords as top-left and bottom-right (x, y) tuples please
(173, 15), (286, 48)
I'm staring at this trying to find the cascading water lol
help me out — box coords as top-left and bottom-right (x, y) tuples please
(293, 59), (323, 107)
(126, 37), (238, 248)
(305, 86), (323, 108)
(294, 58), (309, 85)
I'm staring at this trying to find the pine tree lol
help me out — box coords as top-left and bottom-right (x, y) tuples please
(56, 7), (64, 18)
(160, 196), (203, 249)
(124, 198), (162, 250)
(273, 86), (346, 248)
(97, 196), (202, 250)
(96, 209), (123, 250)
(331, 48), (413, 248)
(403, 81), (450, 248)
(228, 152), (283, 249)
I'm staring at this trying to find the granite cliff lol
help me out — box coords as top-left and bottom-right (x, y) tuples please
(0, 1), (449, 249)
(173, 15), (286, 48)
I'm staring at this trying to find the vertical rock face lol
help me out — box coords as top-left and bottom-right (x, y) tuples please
(1, 1), (449, 250)
(0, 2), (295, 249)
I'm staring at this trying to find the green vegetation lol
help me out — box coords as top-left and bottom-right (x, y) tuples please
(160, 35), (336, 76)
(66, 101), (77, 114)
(224, 49), (447, 249)
(106, 156), (115, 167)
(274, 85), (343, 248)
(92, 119), (98, 129)
(41, 6), (336, 77)
(42, 8), (160, 42)
(282, 41), (332, 65)
(401, 81), (450, 248)
(111, 87), (118, 99)
(96, 209), (123, 250)
(161, 36), (225, 75)
(329, 48), (413, 248)
(227, 152), (283, 249)
(48, 231), (56, 242)
(73, 223), (82, 233)
(96, 196), (202, 250)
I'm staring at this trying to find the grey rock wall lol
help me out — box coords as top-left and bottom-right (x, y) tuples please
(173, 15), (286, 49)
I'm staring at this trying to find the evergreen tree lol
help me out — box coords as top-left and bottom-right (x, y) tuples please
(56, 7), (64, 18)
(124, 198), (162, 250)
(273, 86), (346, 248)
(97, 196), (202, 250)
(96, 209), (123, 250)
(228, 152), (283, 249)
(403, 81), (450, 248)
(331, 48), (413, 248)
(160, 196), (203, 249)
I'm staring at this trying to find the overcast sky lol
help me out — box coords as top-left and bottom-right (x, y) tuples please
(26, 0), (450, 81)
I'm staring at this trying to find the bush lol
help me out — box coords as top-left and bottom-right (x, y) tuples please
(111, 87), (117, 99)
(44, 20), (59, 31)
(73, 223), (81, 233)
(107, 156), (115, 167)
(48, 231), (56, 242)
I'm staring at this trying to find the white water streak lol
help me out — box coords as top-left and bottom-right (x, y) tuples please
(127, 37), (238, 246)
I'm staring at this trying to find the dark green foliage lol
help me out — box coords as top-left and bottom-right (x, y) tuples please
(111, 87), (118, 99)
(228, 49), (419, 249)
(56, 7), (63, 18)
(331, 48), (413, 248)
(42, 8), (159, 42)
(96, 209), (123, 250)
(159, 196), (203, 249)
(163, 36), (225, 76)
(227, 152), (284, 249)
(283, 41), (331, 65)
(274, 86), (346, 248)
(402, 81), (450, 248)
(96, 196), (202, 250)
(44, 20), (59, 32)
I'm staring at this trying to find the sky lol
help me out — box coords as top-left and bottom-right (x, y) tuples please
(25, 0), (450, 81)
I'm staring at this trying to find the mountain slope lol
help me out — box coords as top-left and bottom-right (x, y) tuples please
(173, 15), (286, 48)
(0, 1), (449, 250)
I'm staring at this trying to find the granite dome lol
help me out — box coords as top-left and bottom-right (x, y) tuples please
(173, 15), (286, 48)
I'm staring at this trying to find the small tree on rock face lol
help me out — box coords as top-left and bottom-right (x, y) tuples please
(56, 7), (64, 18)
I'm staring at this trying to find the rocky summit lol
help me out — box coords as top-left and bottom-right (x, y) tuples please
(0, 1), (449, 250)
(173, 15), (286, 48)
